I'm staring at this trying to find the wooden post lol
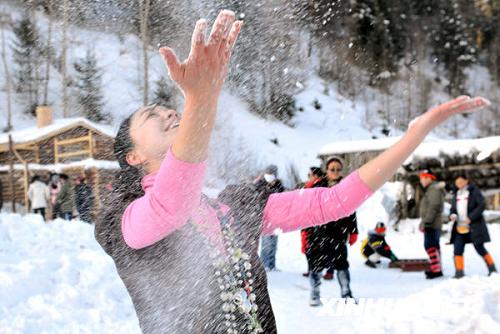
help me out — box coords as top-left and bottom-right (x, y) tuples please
(94, 168), (101, 211)
(23, 162), (29, 212)
(88, 131), (94, 158)
(8, 135), (16, 213)
(54, 137), (59, 163)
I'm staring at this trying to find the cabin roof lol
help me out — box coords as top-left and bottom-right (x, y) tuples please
(0, 118), (116, 146)
(318, 136), (500, 163)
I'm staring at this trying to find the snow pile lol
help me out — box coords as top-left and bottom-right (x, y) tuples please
(0, 214), (140, 333)
(1, 183), (499, 333)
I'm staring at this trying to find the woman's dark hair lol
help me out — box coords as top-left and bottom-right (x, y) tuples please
(455, 172), (469, 180)
(112, 114), (145, 201)
(96, 109), (149, 254)
(309, 166), (325, 178)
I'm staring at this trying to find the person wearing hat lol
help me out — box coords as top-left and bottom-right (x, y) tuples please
(449, 174), (496, 278)
(419, 171), (445, 279)
(319, 156), (359, 298)
(361, 222), (398, 267)
(256, 164), (285, 271)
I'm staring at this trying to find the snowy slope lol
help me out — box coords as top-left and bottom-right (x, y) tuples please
(1, 183), (499, 334)
(2, 3), (496, 188)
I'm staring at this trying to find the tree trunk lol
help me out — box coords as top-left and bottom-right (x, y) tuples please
(61, 0), (69, 117)
(139, 0), (151, 105)
(1, 14), (13, 131)
(43, 0), (53, 106)
(8, 135), (16, 213)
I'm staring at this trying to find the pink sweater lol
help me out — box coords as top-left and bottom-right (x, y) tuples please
(122, 150), (373, 249)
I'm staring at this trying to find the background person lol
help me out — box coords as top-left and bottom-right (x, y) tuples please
(361, 222), (398, 268)
(56, 174), (74, 221)
(27, 175), (50, 221)
(450, 174), (496, 278)
(257, 164), (285, 271)
(419, 172), (445, 279)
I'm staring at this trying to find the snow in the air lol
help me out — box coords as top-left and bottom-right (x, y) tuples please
(1, 183), (499, 334)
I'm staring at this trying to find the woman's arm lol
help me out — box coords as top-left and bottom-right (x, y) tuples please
(122, 149), (207, 249)
(262, 96), (489, 235)
(262, 171), (372, 234)
(121, 11), (242, 249)
(358, 96), (489, 190)
(160, 11), (242, 163)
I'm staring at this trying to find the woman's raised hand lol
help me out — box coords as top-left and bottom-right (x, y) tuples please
(359, 96), (491, 192)
(159, 10), (242, 102)
(411, 96), (490, 131)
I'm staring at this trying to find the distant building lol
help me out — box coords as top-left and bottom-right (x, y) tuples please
(318, 136), (500, 213)
(0, 108), (118, 219)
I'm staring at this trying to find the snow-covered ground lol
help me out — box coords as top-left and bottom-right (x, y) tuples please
(1, 184), (499, 334)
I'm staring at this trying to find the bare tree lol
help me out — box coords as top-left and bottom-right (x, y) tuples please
(60, 0), (69, 117)
(42, 0), (52, 106)
(0, 13), (13, 131)
(139, 0), (150, 105)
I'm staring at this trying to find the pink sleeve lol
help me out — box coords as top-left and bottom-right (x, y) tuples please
(121, 149), (207, 249)
(261, 171), (373, 235)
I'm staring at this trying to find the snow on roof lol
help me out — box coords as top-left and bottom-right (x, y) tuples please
(319, 136), (500, 163)
(0, 159), (120, 172)
(0, 118), (116, 145)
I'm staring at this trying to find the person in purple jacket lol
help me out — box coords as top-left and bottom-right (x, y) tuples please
(94, 10), (490, 334)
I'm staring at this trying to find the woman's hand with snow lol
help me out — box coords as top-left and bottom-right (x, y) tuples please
(159, 10), (242, 103)
(411, 96), (490, 131)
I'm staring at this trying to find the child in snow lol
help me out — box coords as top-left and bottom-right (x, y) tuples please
(94, 9), (490, 334)
(361, 222), (398, 268)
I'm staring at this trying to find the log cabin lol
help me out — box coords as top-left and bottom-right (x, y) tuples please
(0, 107), (118, 220)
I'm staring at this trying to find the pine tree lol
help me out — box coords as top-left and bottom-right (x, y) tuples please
(350, 0), (409, 82)
(74, 51), (109, 123)
(12, 13), (43, 116)
(430, 0), (477, 95)
(152, 76), (176, 109)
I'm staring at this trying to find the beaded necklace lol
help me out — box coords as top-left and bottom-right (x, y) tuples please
(191, 200), (263, 334)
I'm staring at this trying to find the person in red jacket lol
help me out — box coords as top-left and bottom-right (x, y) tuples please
(301, 167), (328, 278)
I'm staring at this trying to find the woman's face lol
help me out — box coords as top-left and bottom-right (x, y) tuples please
(455, 177), (468, 190)
(127, 105), (182, 173)
(326, 161), (343, 182)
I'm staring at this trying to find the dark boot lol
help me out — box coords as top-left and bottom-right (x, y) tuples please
(453, 270), (465, 279)
(487, 264), (497, 276)
(483, 254), (497, 276)
(309, 272), (322, 306)
(337, 269), (353, 298)
(364, 260), (376, 268)
(425, 270), (444, 279)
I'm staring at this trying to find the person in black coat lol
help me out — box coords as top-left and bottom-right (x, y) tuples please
(320, 157), (359, 299)
(257, 164), (285, 271)
(449, 174), (496, 278)
(74, 176), (94, 223)
(300, 167), (336, 306)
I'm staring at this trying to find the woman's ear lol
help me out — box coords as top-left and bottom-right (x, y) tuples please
(126, 150), (145, 167)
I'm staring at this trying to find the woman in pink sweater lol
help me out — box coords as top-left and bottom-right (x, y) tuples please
(95, 10), (490, 334)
